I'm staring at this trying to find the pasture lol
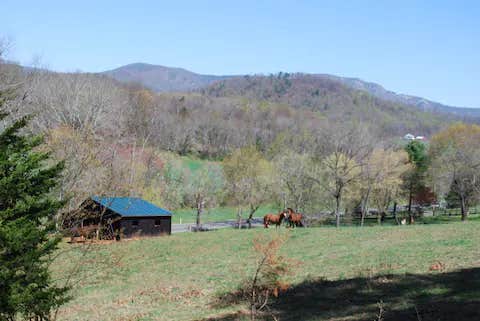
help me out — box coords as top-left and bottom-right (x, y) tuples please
(53, 220), (480, 321)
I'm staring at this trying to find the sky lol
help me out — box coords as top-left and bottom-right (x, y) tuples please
(1, 0), (479, 107)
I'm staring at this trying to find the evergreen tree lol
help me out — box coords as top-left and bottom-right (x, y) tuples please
(404, 140), (428, 222)
(0, 90), (69, 321)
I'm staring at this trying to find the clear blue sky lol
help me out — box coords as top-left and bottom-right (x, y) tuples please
(2, 0), (479, 107)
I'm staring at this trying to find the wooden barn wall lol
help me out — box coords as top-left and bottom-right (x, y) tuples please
(120, 217), (171, 237)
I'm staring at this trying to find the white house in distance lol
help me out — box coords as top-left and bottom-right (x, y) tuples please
(403, 134), (426, 141)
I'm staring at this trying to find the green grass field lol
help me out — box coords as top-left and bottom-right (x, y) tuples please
(181, 156), (207, 173)
(53, 221), (480, 321)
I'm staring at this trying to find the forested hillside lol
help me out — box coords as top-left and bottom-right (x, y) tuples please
(322, 74), (480, 119)
(203, 73), (450, 137)
(102, 63), (480, 121)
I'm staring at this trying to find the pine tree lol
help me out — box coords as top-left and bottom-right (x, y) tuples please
(0, 89), (69, 321)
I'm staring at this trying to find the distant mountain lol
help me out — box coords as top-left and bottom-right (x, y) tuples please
(102, 63), (480, 120)
(102, 63), (232, 92)
(319, 74), (480, 120)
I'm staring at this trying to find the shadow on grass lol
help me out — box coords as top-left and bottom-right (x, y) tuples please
(203, 268), (480, 321)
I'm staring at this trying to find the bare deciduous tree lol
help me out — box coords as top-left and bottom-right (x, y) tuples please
(185, 164), (225, 229)
(360, 148), (411, 225)
(274, 151), (322, 213)
(223, 146), (276, 228)
(429, 123), (480, 220)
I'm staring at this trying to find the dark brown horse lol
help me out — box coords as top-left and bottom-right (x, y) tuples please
(263, 211), (287, 228)
(286, 208), (304, 228)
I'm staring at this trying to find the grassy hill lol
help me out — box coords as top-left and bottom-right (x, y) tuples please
(53, 221), (480, 321)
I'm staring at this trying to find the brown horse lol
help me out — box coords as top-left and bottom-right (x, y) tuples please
(286, 208), (304, 228)
(263, 211), (287, 228)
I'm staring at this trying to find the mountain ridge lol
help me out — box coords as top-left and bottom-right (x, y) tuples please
(101, 62), (480, 119)
(316, 74), (480, 117)
(102, 62), (233, 92)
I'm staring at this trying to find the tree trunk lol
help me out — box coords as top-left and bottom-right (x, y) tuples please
(237, 207), (243, 229)
(335, 195), (341, 228)
(408, 186), (413, 224)
(360, 210), (366, 226)
(460, 195), (468, 221)
(378, 211), (386, 225)
(250, 303), (256, 321)
(196, 201), (202, 229)
(247, 205), (258, 229)
(361, 188), (370, 227)
(393, 202), (399, 225)
(408, 186), (413, 216)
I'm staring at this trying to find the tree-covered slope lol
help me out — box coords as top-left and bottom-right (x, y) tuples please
(101, 63), (480, 121)
(203, 73), (451, 137)
(319, 73), (480, 120)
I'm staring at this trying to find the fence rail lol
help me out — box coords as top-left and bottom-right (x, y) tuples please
(433, 207), (478, 216)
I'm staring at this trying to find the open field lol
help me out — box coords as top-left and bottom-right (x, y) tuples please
(53, 221), (480, 321)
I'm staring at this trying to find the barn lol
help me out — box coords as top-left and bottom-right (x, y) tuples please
(84, 196), (172, 238)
